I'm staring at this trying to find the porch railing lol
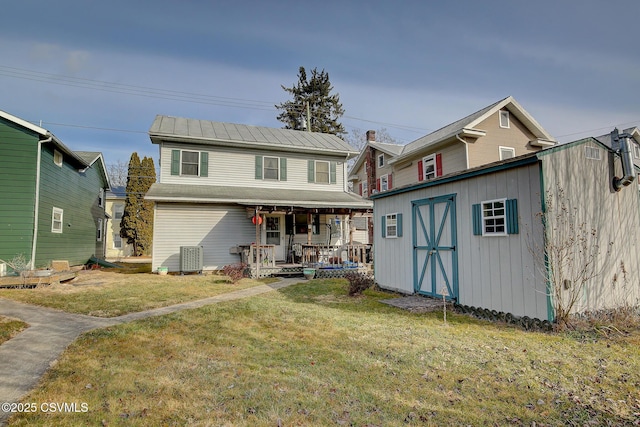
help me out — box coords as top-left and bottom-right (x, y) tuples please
(297, 244), (372, 269)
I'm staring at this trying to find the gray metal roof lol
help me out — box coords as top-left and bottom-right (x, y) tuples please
(595, 127), (639, 149)
(145, 183), (372, 210)
(149, 115), (358, 157)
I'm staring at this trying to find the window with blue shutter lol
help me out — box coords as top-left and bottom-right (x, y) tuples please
(473, 199), (518, 236)
(382, 213), (402, 238)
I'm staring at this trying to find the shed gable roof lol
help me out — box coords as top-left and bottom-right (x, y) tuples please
(149, 115), (358, 157)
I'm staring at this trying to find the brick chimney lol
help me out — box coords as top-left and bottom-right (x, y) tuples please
(366, 130), (376, 142)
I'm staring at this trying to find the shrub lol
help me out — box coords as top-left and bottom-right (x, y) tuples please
(344, 272), (375, 296)
(222, 263), (247, 283)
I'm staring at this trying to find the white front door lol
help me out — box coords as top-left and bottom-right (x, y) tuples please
(263, 214), (285, 261)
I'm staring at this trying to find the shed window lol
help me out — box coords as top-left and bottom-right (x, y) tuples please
(499, 110), (510, 128)
(171, 150), (209, 177)
(472, 199), (518, 236)
(381, 213), (403, 238)
(52, 207), (63, 233)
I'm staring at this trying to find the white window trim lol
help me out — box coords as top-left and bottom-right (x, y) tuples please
(262, 156), (280, 180)
(499, 146), (516, 160)
(362, 181), (368, 197)
(380, 174), (389, 192)
(98, 188), (105, 208)
(385, 213), (398, 238)
(423, 154), (436, 180)
(180, 150), (200, 176)
(481, 198), (507, 237)
(52, 207), (63, 233)
(114, 204), (124, 220)
(499, 110), (510, 128)
(378, 153), (385, 168)
(633, 142), (640, 160)
(315, 160), (330, 184)
(53, 149), (63, 167)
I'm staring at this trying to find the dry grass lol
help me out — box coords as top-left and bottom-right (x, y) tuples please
(0, 269), (267, 317)
(7, 279), (640, 426)
(0, 316), (27, 345)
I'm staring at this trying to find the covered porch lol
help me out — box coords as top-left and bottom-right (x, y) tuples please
(234, 204), (373, 278)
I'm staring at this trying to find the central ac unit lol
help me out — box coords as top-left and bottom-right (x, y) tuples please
(180, 246), (203, 274)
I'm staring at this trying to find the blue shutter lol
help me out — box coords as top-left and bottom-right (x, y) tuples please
(308, 160), (315, 183)
(397, 213), (403, 237)
(171, 150), (180, 175)
(472, 204), (482, 236)
(381, 215), (386, 238)
(330, 161), (337, 184)
(506, 199), (519, 234)
(280, 157), (287, 181)
(255, 156), (263, 179)
(200, 152), (208, 177)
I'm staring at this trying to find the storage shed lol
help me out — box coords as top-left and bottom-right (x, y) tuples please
(371, 135), (640, 321)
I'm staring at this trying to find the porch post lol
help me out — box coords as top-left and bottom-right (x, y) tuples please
(255, 207), (261, 278)
(307, 212), (312, 244)
(349, 211), (354, 245)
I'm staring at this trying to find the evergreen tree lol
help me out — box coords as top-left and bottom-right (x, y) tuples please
(120, 153), (156, 256)
(276, 66), (346, 138)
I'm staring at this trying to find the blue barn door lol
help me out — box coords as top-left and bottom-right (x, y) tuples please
(412, 194), (458, 300)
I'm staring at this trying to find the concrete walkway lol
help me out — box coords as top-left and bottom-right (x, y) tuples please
(0, 278), (301, 425)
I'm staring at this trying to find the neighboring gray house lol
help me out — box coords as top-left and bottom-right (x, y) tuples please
(371, 133), (640, 322)
(145, 116), (372, 273)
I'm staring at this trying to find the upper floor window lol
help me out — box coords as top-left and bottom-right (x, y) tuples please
(499, 146), (515, 160)
(380, 174), (389, 191)
(378, 153), (385, 168)
(499, 110), (510, 128)
(255, 156), (287, 181)
(171, 149), (209, 177)
(98, 188), (105, 207)
(52, 207), (63, 233)
(419, 153), (442, 181)
(308, 160), (336, 184)
(362, 181), (368, 197)
(53, 149), (63, 167)
(114, 204), (124, 220)
(633, 142), (640, 159)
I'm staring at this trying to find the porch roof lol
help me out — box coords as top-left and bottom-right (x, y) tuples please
(145, 183), (373, 211)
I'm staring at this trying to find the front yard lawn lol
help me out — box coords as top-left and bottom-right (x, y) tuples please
(0, 316), (27, 345)
(0, 270), (269, 317)
(8, 279), (640, 426)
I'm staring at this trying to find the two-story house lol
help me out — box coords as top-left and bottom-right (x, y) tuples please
(145, 116), (372, 274)
(349, 96), (556, 195)
(0, 109), (110, 271)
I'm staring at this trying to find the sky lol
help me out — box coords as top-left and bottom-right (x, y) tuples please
(1, 0), (639, 170)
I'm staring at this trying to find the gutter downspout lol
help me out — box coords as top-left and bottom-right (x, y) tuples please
(455, 133), (470, 169)
(31, 136), (53, 269)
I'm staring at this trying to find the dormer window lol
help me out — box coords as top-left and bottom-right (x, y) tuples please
(499, 110), (510, 128)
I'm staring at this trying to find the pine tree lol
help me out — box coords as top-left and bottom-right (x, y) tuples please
(276, 66), (346, 138)
(120, 153), (156, 256)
